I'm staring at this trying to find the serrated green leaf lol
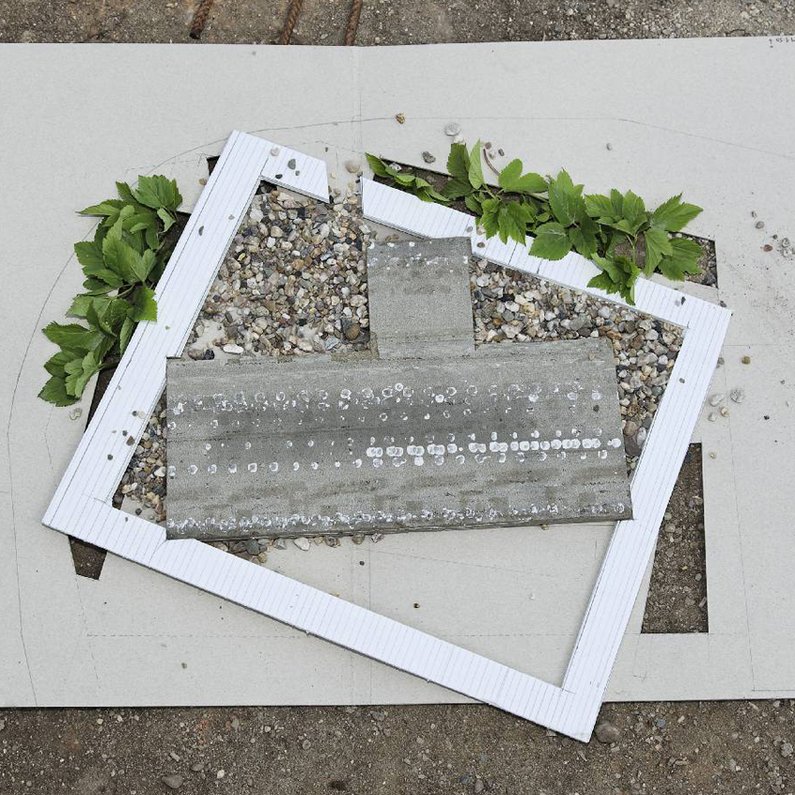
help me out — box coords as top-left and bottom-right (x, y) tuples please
(44, 350), (79, 378)
(42, 322), (102, 352)
(64, 350), (101, 398)
(650, 194), (703, 232)
(79, 199), (124, 217)
(584, 193), (614, 220)
(569, 222), (598, 259)
(529, 222), (572, 260)
(446, 143), (471, 183)
(116, 181), (137, 204)
(643, 227), (673, 275)
(587, 272), (618, 295)
(365, 153), (389, 178)
(497, 159), (547, 194)
(496, 202), (528, 244)
(67, 294), (96, 318)
(39, 375), (77, 406)
(658, 237), (702, 281)
(130, 285), (157, 322)
(132, 175), (182, 212)
(74, 240), (104, 271)
(467, 141), (484, 190)
(548, 170), (583, 227)
(479, 197), (500, 239)
(441, 178), (473, 200)
(82, 278), (113, 295)
(464, 194), (483, 215)
(621, 190), (647, 231)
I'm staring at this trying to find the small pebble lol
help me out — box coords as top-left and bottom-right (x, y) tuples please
(781, 742), (794, 758)
(755, 220), (765, 229)
(395, 113), (405, 124)
(730, 388), (745, 403)
(594, 721), (621, 744)
(293, 537), (311, 552)
(444, 122), (461, 136)
(719, 406), (729, 417)
(161, 775), (183, 790)
(421, 151), (436, 164)
(344, 159), (361, 174)
(222, 343), (244, 355)
(708, 393), (724, 407)
(741, 355), (751, 364)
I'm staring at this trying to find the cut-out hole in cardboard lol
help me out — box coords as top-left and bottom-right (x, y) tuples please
(642, 443), (708, 633)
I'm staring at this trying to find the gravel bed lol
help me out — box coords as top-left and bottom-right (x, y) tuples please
(117, 188), (683, 560)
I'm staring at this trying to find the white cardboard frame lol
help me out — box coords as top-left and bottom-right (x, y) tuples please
(43, 130), (730, 742)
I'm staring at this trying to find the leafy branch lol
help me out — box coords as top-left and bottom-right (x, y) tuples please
(39, 176), (183, 406)
(366, 142), (702, 304)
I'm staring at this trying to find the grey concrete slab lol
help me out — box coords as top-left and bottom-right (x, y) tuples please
(368, 239), (475, 359)
(165, 342), (632, 539)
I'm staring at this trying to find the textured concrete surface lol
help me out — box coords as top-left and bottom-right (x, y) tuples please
(368, 238), (475, 359)
(166, 240), (631, 539)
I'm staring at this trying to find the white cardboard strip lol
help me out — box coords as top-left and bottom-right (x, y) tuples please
(43, 132), (730, 742)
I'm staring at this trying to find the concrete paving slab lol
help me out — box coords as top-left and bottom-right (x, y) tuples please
(368, 238), (475, 359)
(166, 335), (631, 539)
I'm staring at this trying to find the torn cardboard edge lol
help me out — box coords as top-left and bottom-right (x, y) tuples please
(41, 130), (730, 742)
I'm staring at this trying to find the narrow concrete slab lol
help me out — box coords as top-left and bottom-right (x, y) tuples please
(368, 238), (475, 359)
(165, 240), (631, 540)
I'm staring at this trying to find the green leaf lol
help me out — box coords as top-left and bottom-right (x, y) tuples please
(64, 350), (101, 399)
(119, 315), (136, 355)
(587, 272), (618, 295)
(610, 188), (624, 217)
(365, 153), (389, 178)
(73, 240), (104, 271)
(496, 202), (531, 244)
(548, 170), (583, 228)
(479, 197), (501, 239)
(467, 141), (484, 190)
(569, 220), (598, 259)
(130, 285), (157, 322)
(39, 375), (77, 406)
(79, 199), (124, 217)
(658, 237), (702, 281)
(44, 350), (79, 378)
(650, 194), (703, 232)
(42, 322), (102, 352)
(132, 175), (182, 212)
(621, 190), (647, 231)
(82, 278), (113, 295)
(157, 208), (176, 232)
(441, 178), (473, 200)
(591, 254), (624, 284)
(529, 222), (572, 260)
(584, 193), (615, 220)
(67, 294), (96, 318)
(464, 194), (483, 215)
(643, 227), (673, 275)
(446, 143), (471, 183)
(116, 181), (137, 204)
(498, 159), (547, 194)
(103, 224), (153, 283)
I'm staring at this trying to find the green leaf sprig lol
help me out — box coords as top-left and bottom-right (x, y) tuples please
(366, 142), (702, 304)
(39, 176), (182, 406)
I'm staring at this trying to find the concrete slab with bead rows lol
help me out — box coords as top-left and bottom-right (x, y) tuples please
(164, 239), (632, 540)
